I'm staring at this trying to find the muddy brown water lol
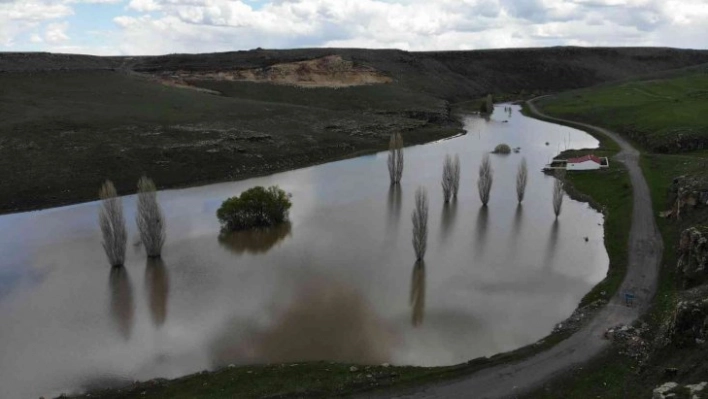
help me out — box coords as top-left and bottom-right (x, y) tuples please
(0, 105), (607, 399)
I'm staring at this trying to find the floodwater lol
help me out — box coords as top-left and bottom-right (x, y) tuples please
(0, 105), (608, 399)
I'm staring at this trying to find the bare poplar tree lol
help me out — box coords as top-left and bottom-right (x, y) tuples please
(99, 180), (127, 267)
(477, 154), (493, 206)
(387, 133), (404, 184)
(553, 170), (565, 218)
(452, 154), (460, 199)
(441, 155), (454, 203)
(412, 187), (429, 260)
(516, 157), (528, 203)
(136, 176), (166, 258)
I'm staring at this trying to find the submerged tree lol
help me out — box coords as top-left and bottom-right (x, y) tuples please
(441, 155), (455, 203)
(387, 133), (404, 184)
(553, 169), (565, 218)
(516, 158), (528, 204)
(136, 176), (166, 258)
(412, 187), (429, 261)
(99, 180), (127, 267)
(477, 154), (493, 206)
(452, 154), (461, 199)
(217, 186), (292, 232)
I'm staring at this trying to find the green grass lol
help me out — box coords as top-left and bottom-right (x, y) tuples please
(564, 166), (632, 308)
(70, 363), (449, 399)
(535, 68), (708, 153)
(0, 71), (458, 214)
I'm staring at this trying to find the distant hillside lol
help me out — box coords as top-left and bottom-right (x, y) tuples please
(2, 47), (708, 214)
(3, 47), (708, 101)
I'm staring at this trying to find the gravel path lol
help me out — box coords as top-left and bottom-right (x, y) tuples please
(360, 99), (664, 399)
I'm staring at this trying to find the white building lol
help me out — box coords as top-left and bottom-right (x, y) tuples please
(566, 154), (609, 170)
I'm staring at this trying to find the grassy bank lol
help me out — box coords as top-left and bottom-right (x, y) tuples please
(524, 68), (708, 398)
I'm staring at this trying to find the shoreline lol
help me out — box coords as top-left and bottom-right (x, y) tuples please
(0, 123), (464, 217)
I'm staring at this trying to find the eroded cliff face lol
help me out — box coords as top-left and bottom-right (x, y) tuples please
(661, 175), (708, 219)
(669, 285), (708, 347)
(157, 55), (393, 88)
(678, 226), (708, 286)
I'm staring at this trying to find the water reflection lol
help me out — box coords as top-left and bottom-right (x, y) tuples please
(474, 206), (490, 259)
(218, 222), (292, 255)
(210, 277), (393, 366)
(387, 184), (402, 227)
(145, 258), (169, 328)
(439, 202), (458, 244)
(410, 261), (426, 327)
(510, 204), (524, 246)
(108, 266), (134, 340)
(544, 220), (561, 268)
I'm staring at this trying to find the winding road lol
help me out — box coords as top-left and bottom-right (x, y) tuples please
(361, 99), (664, 398)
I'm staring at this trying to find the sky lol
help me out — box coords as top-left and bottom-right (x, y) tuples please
(1, 0), (707, 56)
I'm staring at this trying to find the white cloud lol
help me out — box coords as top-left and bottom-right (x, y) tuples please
(1, 0), (707, 55)
(45, 21), (70, 44)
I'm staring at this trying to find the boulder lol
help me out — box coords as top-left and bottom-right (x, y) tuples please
(666, 176), (708, 219)
(678, 226), (708, 286)
(669, 285), (708, 347)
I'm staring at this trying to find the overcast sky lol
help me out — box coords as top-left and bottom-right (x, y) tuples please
(1, 0), (707, 55)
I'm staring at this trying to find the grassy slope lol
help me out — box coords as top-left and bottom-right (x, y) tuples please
(526, 68), (708, 399)
(0, 71), (456, 214)
(535, 66), (708, 153)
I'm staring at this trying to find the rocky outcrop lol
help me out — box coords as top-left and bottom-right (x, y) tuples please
(678, 226), (708, 286)
(669, 285), (708, 347)
(653, 381), (707, 399)
(661, 176), (708, 219)
(155, 55), (393, 88)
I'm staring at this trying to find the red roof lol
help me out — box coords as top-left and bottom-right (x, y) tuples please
(568, 154), (603, 164)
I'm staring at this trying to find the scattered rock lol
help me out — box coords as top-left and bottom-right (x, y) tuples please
(228, 364), (235, 368)
(653, 382), (679, 399)
(669, 286), (708, 347)
(350, 366), (358, 372)
(653, 381), (708, 399)
(381, 363), (390, 368)
(687, 382), (707, 394)
(552, 299), (606, 334)
(603, 322), (651, 363)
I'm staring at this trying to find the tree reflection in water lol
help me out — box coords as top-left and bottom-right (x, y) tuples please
(474, 206), (490, 260)
(108, 266), (134, 340)
(410, 260), (426, 327)
(439, 201), (457, 244)
(218, 222), (292, 255)
(544, 220), (561, 269)
(145, 258), (169, 328)
(387, 184), (402, 227)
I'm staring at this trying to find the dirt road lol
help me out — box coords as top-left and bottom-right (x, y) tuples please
(361, 99), (664, 398)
